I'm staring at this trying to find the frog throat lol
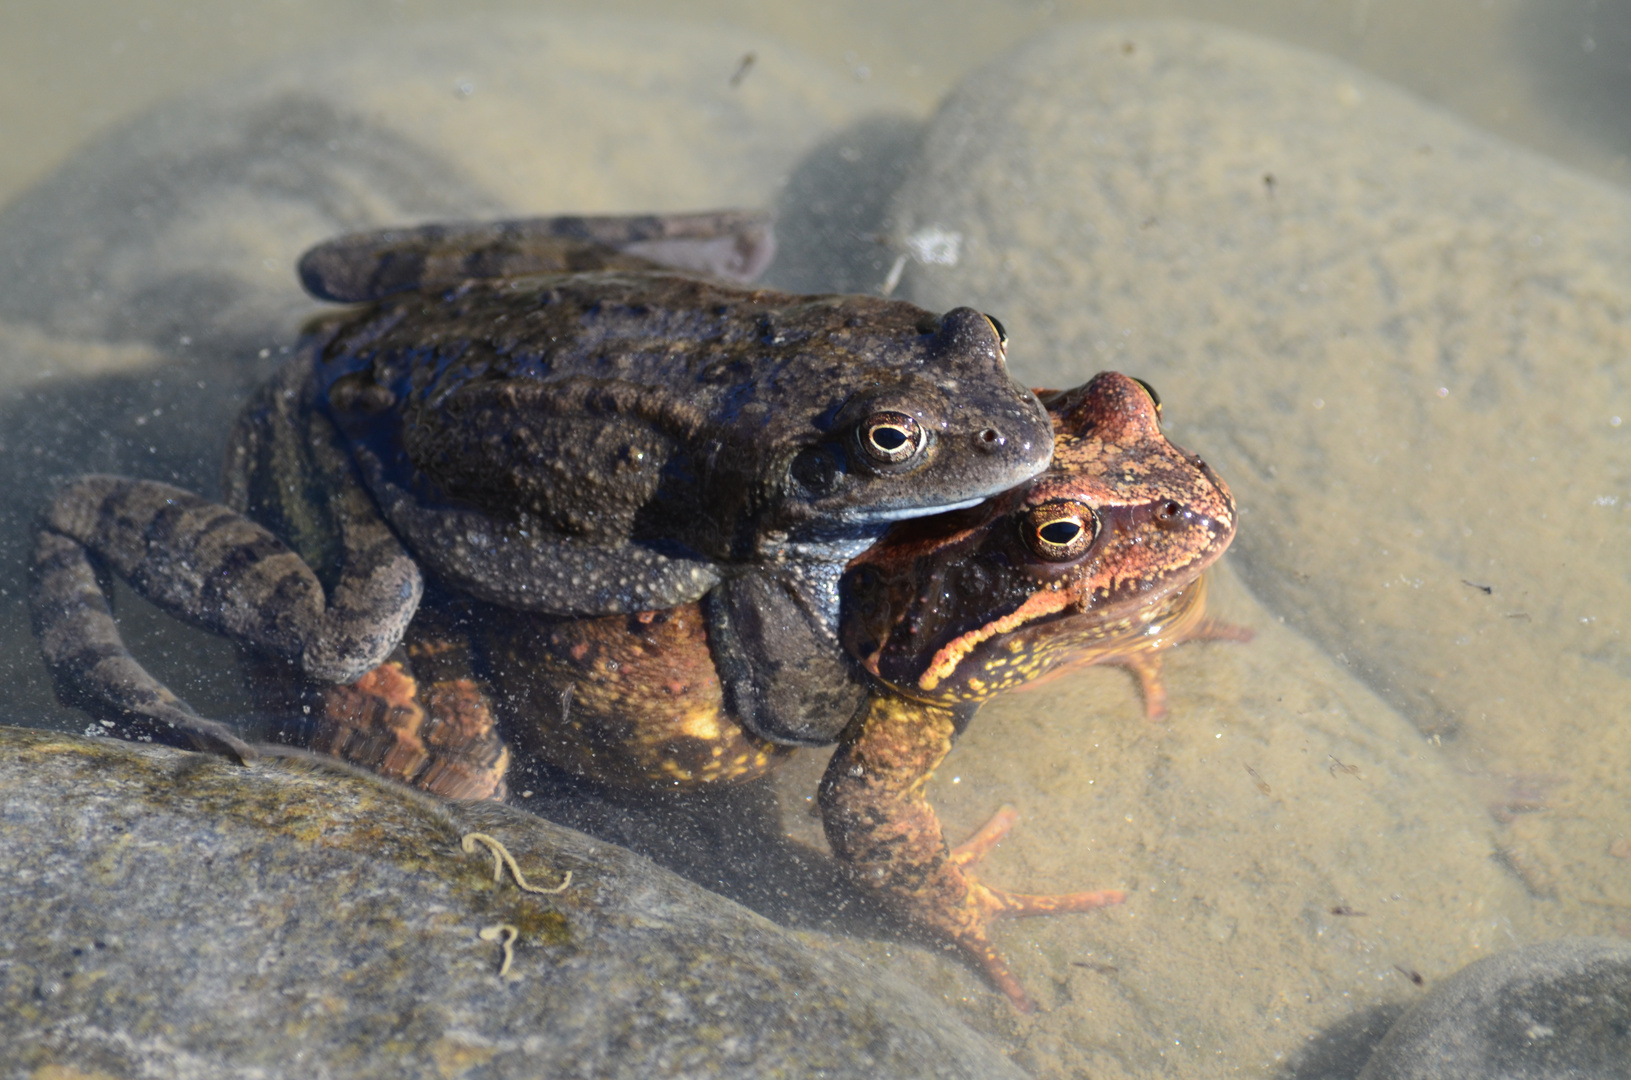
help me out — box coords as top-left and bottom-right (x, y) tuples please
(915, 586), (1076, 691)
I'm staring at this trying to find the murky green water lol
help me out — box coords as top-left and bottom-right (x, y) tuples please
(3, 3), (1630, 1077)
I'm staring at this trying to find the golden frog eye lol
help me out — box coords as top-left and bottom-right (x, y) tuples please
(859, 411), (924, 465)
(1131, 376), (1163, 421)
(1021, 500), (1099, 561)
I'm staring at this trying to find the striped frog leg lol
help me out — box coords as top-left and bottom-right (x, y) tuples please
(30, 384), (421, 763)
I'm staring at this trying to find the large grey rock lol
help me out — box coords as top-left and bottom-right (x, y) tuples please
(0, 725), (1022, 1079)
(672, 18), (1631, 1075)
(889, 18), (1631, 776)
(1358, 938), (1631, 1079)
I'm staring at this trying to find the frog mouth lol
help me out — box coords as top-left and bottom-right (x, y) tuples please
(912, 558), (1219, 693)
(846, 495), (987, 525)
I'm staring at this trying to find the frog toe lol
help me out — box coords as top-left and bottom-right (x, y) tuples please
(931, 876), (1125, 1013)
(973, 882), (1127, 920)
(170, 714), (258, 765)
(932, 808), (1124, 1011)
(112, 697), (257, 766)
(950, 806), (1126, 917)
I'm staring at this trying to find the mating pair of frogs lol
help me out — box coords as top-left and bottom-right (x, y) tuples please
(30, 211), (1240, 1010)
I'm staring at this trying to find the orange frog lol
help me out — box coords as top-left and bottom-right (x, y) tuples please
(295, 371), (1244, 1010)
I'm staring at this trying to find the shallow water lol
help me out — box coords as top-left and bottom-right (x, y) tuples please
(3, 2), (1630, 1077)
(6, 0), (1631, 206)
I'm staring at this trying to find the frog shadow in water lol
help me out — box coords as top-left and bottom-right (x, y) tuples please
(508, 754), (902, 937)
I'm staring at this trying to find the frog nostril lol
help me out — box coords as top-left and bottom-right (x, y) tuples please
(975, 428), (1005, 452)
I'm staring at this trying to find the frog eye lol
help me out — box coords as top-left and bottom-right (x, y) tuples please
(1021, 500), (1100, 561)
(859, 411), (924, 465)
(1130, 376), (1163, 421)
(982, 313), (1008, 348)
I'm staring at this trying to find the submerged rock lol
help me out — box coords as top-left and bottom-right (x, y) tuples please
(0, 725), (1021, 1079)
(1358, 938), (1631, 1079)
(889, 18), (1631, 797)
(0, 15), (899, 371)
(857, 17), (1631, 1076)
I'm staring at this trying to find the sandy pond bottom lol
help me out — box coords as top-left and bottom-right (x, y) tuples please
(775, 564), (1547, 1078)
(0, 13), (1628, 1080)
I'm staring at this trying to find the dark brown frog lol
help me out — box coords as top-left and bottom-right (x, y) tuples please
(31, 211), (1052, 755)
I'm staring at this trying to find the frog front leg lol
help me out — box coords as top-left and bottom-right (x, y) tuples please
(818, 695), (1125, 1012)
(31, 475), (421, 761)
(1100, 578), (1255, 721)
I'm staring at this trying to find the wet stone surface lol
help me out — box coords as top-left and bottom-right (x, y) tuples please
(0, 726), (1022, 1080)
(1357, 938), (1631, 1080)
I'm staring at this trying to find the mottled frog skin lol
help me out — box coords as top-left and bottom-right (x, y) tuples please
(299, 372), (1244, 1010)
(30, 211), (1052, 756)
(302, 212), (1050, 744)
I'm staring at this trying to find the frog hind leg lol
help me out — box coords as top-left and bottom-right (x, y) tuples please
(31, 525), (254, 763)
(30, 475), (421, 761)
(819, 695), (1125, 1012)
(299, 209), (776, 302)
(225, 365), (426, 684)
(306, 610), (509, 801)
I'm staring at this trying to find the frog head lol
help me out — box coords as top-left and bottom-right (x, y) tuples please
(715, 304), (1054, 556)
(841, 371), (1235, 707)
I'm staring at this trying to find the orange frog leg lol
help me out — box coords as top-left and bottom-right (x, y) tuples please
(309, 612), (510, 801)
(818, 694), (1123, 1011)
(1112, 615), (1254, 721)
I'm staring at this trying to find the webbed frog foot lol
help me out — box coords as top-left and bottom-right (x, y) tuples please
(820, 696), (1125, 1011)
(919, 805), (1125, 1012)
